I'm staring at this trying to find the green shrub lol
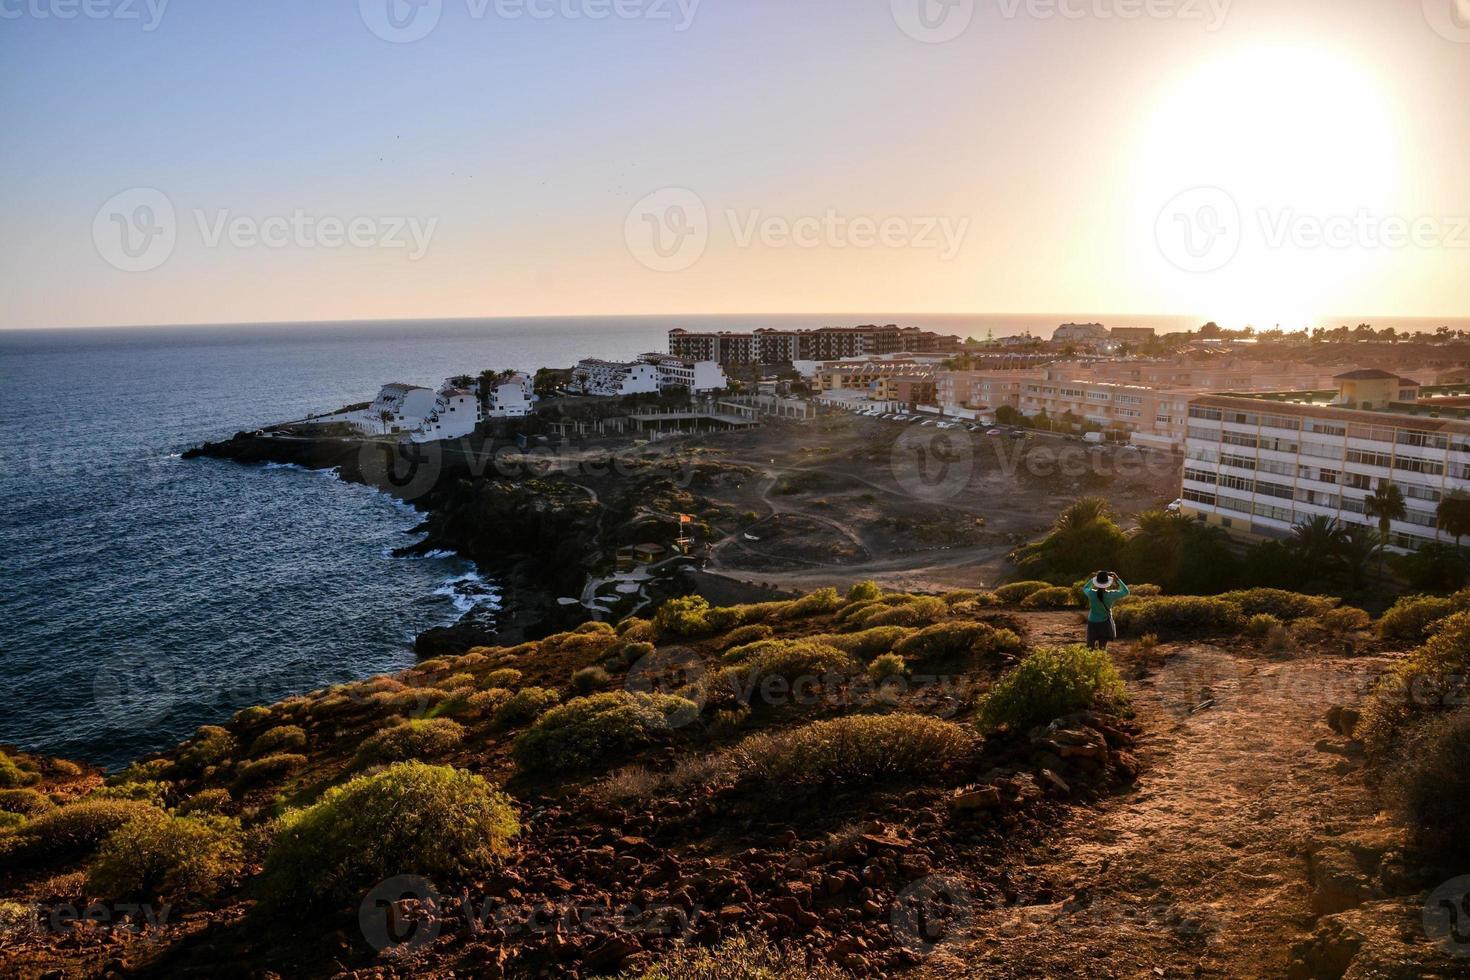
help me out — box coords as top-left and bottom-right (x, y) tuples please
(1318, 606), (1371, 634)
(892, 622), (1022, 665)
(0, 753), (40, 789)
(1020, 586), (1080, 610)
(995, 581), (1053, 604)
(1360, 611), (1470, 756)
(0, 789), (55, 818)
(571, 666), (611, 694)
(1246, 613), (1282, 639)
(0, 813), (24, 832)
(815, 626), (913, 662)
(1129, 584), (1164, 598)
(1384, 709), (1470, 865)
(261, 763), (518, 910)
(436, 673), (478, 691)
(783, 588), (842, 619)
(177, 789), (232, 816)
(638, 936), (847, 980)
(712, 641), (860, 705)
(87, 813), (242, 902)
(88, 780), (169, 807)
(732, 714), (972, 795)
(847, 581), (883, 603)
(1217, 589), (1338, 621)
(848, 596), (947, 630)
(621, 641), (658, 666)
(355, 718), (464, 766)
(975, 644), (1129, 733)
(512, 693), (698, 772)
(1112, 596), (1245, 637)
(468, 688), (514, 716)
(653, 596), (714, 638)
(175, 726), (236, 776)
(482, 668), (522, 688)
(717, 624), (774, 652)
(0, 800), (164, 868)
(619, 618), (654, 641)
(576, 621), (616, 636)
(868, 653), (908, 682)
(249, 725), (307, 757)
(233, 753), (307, 791)
(491, 687), (561, 729)
(232, 705), (272, 727)
(1378, 594), (1461, 644)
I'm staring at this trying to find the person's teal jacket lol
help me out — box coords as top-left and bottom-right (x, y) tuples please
(1081, 578), (1129, 623)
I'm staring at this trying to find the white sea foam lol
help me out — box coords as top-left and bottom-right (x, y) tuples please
(433, 571), (502, 614)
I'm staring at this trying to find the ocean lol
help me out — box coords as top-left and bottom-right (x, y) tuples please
(3, 312), (1467, 769)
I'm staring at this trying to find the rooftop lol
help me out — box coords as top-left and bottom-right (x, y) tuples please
(1209, 385), (1470, 422)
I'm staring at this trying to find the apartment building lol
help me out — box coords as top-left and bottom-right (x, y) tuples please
(1180, 372), (1470, 553)
(668, 326), (962, 365)
(876, 375), (937, 408)
(935, 370), (1040, 419)
(1019, 378), (1198, 450)
(639, 353), (730, 393)
(569, 359), (661, 397)
(814, 360), (935, 393)
(484, 372), (536, 419)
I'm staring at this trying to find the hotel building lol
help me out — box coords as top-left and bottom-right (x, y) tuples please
(1180, 370), (1470, 553)
(668, 326), (962, 366)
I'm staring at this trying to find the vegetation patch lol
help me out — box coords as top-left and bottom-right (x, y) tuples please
(0, 800), (164, 869)
(976, 644), (1128, 733)
(512, 692), (697, 772)
(354, 718), (464, 766)
(637, 936), (848, 980)
(1020, 586), (1081, 610)
(1112, 596), (1246, 638)
(87, 813), (242, 903)
(261, 763), (518, 910)
(891, 621), (1022, 666)
(731, 713), (972, 797)
(1383, 708), (1470, 866)
(1378, 594), (1462, 644)
(1216, 589), (1338, 621)
(248, 725), (307, 757)
(1359, 611), (1470, 757)
(491, 687), (562, 730)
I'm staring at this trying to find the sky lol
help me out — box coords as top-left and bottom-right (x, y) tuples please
(1, 0), (1468, 330)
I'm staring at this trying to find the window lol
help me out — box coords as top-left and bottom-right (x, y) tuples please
(1222, 431), (1258, 449)
(1256, 481), (1293, 500)
(1259, 458), (1294, 477)
(1301, 440), (1343, 460)
(1184, 468), (1218, 485)
(1304, 419), (1347, 437)
(1406, 484), (1442, 503)
(1221, 453), (1257, 470)
(1188, 425), (1221, 443)
(1343, 473), (1373, 491)
(1348, 423), (1396, 444)
(1258, 436), (1299, 454)
(1224, 410), (1259, 426)
(1220, 473), (1255, 493)
(1261, 414), (1301, 431)
(1253, 501), (1293, 523)
(1189, 405), (1223, 421)
(1183, 488), (1217, 506)
(1218, 494), (1252, 514)
(1394, 456), (1445, 477)
(1346, 449), (1392, 468)
(1398, 429), (1448, 450)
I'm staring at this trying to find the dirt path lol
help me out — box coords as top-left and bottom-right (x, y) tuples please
(919, 625), (1389, 978)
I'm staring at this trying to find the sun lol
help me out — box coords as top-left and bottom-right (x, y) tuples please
(1132, 43), (1404, 330)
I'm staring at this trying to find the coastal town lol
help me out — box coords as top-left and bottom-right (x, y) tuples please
(305, 321), (1470, 562)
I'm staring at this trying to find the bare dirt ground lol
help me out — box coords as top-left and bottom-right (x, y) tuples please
(664, 415), (1180, 594)
(915, 613), (1392, 978)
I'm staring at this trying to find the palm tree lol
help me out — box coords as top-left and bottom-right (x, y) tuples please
(1364, 480), (1407, 577)
(1437, 491), (1470, 547)
(1290, 515), (1347, 569)
(378, 410), (394, 435)
(1337, 525), (1380, 592)
(1054, 497), (1113, 533)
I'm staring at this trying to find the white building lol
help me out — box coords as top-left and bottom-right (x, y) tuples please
(360, 383), (439, 436)
(411, 384), (481, 442)
(640, 354), (729, 393)
(570, 359), (661, 397)
(485, 372), (536, 418)
(1180, 375), (1470, 553)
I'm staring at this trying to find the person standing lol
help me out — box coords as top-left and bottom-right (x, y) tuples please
(1081, 571), (1129, 650)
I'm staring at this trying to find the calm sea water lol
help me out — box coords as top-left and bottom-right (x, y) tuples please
(2, 312), (1466, 769)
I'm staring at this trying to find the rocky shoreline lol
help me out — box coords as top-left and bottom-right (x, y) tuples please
(183, 429), (740, 654)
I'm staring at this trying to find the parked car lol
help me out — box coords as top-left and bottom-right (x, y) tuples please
(1166, 498), (1185, 513)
